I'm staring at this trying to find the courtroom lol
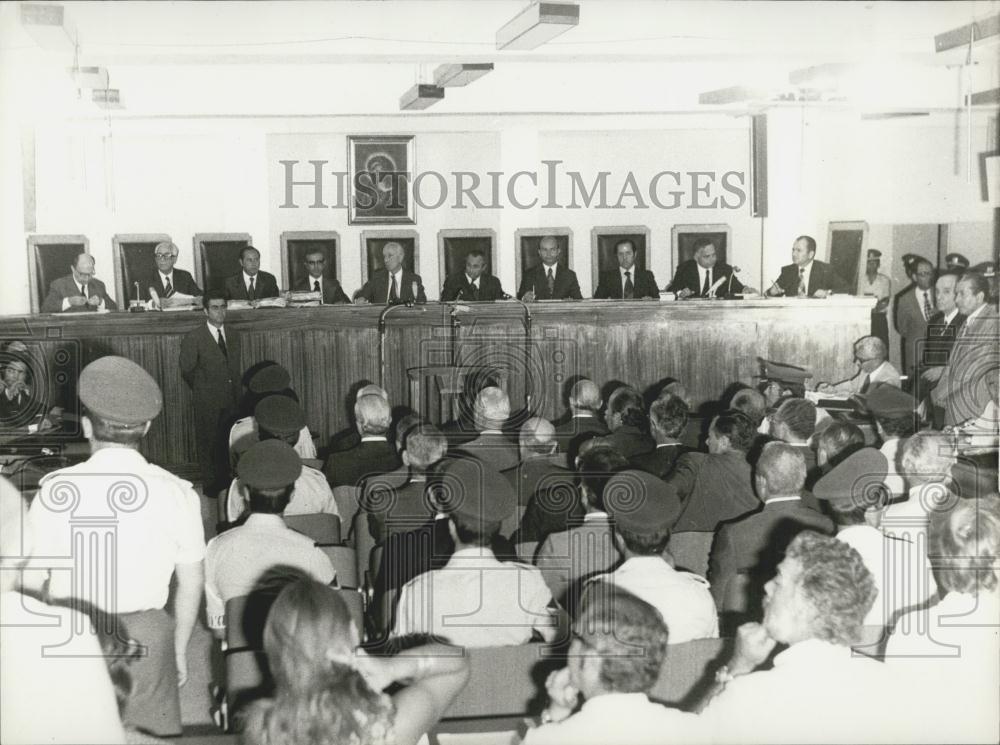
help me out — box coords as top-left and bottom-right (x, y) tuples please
(1, 2), (998, 745)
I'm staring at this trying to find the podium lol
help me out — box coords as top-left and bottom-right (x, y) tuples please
(407, 365), (508, 424)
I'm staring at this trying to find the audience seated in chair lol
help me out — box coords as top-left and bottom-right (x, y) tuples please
(207, 440), (334, 638)
(816, 335), (901, 395)
(630, 393), (697, 479)
(523, 586), (710, 745)
(767, 398), (819, 472)
(554, 378), (609, 457)
(324, 392), (401, 489)
(243, 578), (469, 745)
(452, 386), (519, 472)
(860, 383), (918, 498)
(807, 421), (865, 489)
(508, 417), (576, 543)
(229, 363), (316, 463)
(587, 470), (719, 644)
(591, 385), (655, 459)
(881, 431), (957, 534)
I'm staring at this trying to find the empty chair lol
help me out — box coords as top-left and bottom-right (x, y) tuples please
(283, 513), (341, 544)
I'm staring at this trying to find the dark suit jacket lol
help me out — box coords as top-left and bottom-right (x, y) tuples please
(291, 275), (350, 304)
(178, 323), (242, 411)
(453, 432), (520, 473)
(668, 450), (758, 533)
(592, 425), (655, 460)
(554, 413), (608, 447)
(630, 443), (697, 480)
(667, 260), (744, 297)
(593, 268), (659, 299)
(354, 269), (427, 304)
(932, 307), (1000, 425)
(709, 498), (835, 614)
(141, 269), (202, 302)
(921, 310), (966, 368)
(41, 275), (118, 313)
(894, 286), (934, 369)
(517, 264), (582, 301)
(440, 273), (507, 302)
(773, 260), (850, 297)
(509, 456), (581, 545)
(323, 438), (401, 489)
(535, 515), (617, 610)
(223, 271), (279, 301)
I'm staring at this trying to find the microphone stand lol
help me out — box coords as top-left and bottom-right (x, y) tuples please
(507, 297), (533, 413)
(726, 267), (740, 298)
(378, 302), (421, 390)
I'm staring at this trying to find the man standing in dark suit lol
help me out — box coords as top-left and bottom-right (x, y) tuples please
(323, 392), (401, 489)
(517, 235), (582, 301)
(593, 239), (659, 300)
(709, 442), (834, 630)
(918, 269), (965, 422)
(353, 241), (427, 304)
(179, 291), (242, 494)
(667, 238), (755, 298)
(766, 235), (850, 298)
(40, 252), (118, 313)
(291, 248), (350, 304)
(894, 257), (936, 379)
(144, 241), (203, 307)
(222, 246), (279, 301)
(440, 249), (508, 301)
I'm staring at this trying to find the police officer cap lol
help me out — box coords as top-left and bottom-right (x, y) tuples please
(248, 364), (291, 394)
(760, 359), (812, 385)
(237, 439), (302, 490)
(866, 249), (882, 260)
(79, 356), (162, 425)
(856, 382), (914, 418)
(604, 470), (681, 534)
(255, 394), (305, 437)
(813, 448), (889, 506)
(437, 457), (515, 523)
(945, 253), (970, 268)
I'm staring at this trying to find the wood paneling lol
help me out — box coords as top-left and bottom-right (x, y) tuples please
(0, 297), (872, 475)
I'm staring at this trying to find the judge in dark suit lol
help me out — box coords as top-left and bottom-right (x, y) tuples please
(709, 442), (834, 628)
(766, 235), (850, 298)
(179, 291), (242, 493)
(353, 241), (427, 305)
(517, 235), (582, 301)
(894, 257), (936, 377)
(323, 392), (401, 489)
(143, 241), (203, 306)
(440, 249), (508, 302)
(593, 239), (659, 300)
(222, 246), (279, 301)
(291, 248), (350, 304)
(40, 253), (118, 313)
(667, 238), (755, 298)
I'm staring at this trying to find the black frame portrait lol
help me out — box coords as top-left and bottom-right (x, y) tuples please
(348, 135), (415, 225)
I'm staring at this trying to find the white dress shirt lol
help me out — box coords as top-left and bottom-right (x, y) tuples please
(243, 271), (258, 294)
(207, 321), (227, 344)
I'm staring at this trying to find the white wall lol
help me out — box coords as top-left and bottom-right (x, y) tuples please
(3, 108), (995, 316)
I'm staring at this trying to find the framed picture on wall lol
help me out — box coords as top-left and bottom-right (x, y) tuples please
(514, 228), (573, 291)
(360, 229), (420, 284)
(670, 224), (731, 269)
(348, 135), (415, 225)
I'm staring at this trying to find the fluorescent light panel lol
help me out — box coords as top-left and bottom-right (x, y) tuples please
(496, 2), (579, 51)
(19, 3), (76, 53)
(92, 88), (123, 109)
(70, 65), (109, 89)
(699, 86), (767, 105)
(935, 14), (1000, 53)
(434, 63), (494, 87)
(399, 84), (444, 110)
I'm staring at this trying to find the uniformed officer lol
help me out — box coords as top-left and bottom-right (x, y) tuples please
(226, 395), (337, 522)
(586, 470), (719, 644)
(28, 356), (205, 737)
(228, 362), (316, 461)
(859, 249), (892, 346)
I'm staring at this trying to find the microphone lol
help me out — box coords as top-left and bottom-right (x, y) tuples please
(455, 288), (465, 302)
(726, 266), (742, 297)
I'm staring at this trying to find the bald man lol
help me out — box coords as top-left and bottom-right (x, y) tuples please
(554, 378), (609, 454)
(41, 252), (117, 313)
(353, 241), (427, 304)
(816, 335), (901, 395)
(518, 236), (582, 301)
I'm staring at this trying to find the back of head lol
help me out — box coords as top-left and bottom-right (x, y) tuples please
(785, 531), (876, 646)
(577, 446), (629, 511)
(394, 413), (423, 452)
(404, 424), (447, 470)
(248, 485), (293, 515)
(520, 416), (556, 455)
(575, 586), (668, 695)
(710, 410), (755, 453)
(772, 398), (817, 443)
(930, 494), (1000, 595)
(473, 386), (510, 430)
(855, 335), (886, 363)
(607, 386), (646, 431)
(355, 393), (392, 436)
(648, 394), (689, 439)
(730, 388), (767, 428)
(569, 378), (602, 412)
(757, 442), (807, 497)
(815, 421), (865, 467)
(900, 432), (955, 488)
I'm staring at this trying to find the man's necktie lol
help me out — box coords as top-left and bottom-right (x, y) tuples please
(701, 270), (711, 297)
(82, 283), (91, 298)
(860, 374), (871, 394)
(922, 291), (933, 320)
(217, 330), (228, 357)
(797, 268), (807, 297)
(470, 282), (479, 301)
(624, 271), (634, 299)
(162, 277), (173, 297)
(248, 277), (256, 301)
(389, 273), (399, 303)
(546, 267), (555, 297)
(313, 280), (321, 293)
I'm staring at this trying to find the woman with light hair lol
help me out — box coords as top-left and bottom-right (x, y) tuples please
(885, 495), (1000, 744)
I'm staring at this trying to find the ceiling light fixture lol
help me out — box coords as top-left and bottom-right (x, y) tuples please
(399, 83), (444, 110)
(434, 63), (494, 87)
(19, 2), (76, 53)
(92, 88), (123, 109)
(496, 2), (579, 51)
